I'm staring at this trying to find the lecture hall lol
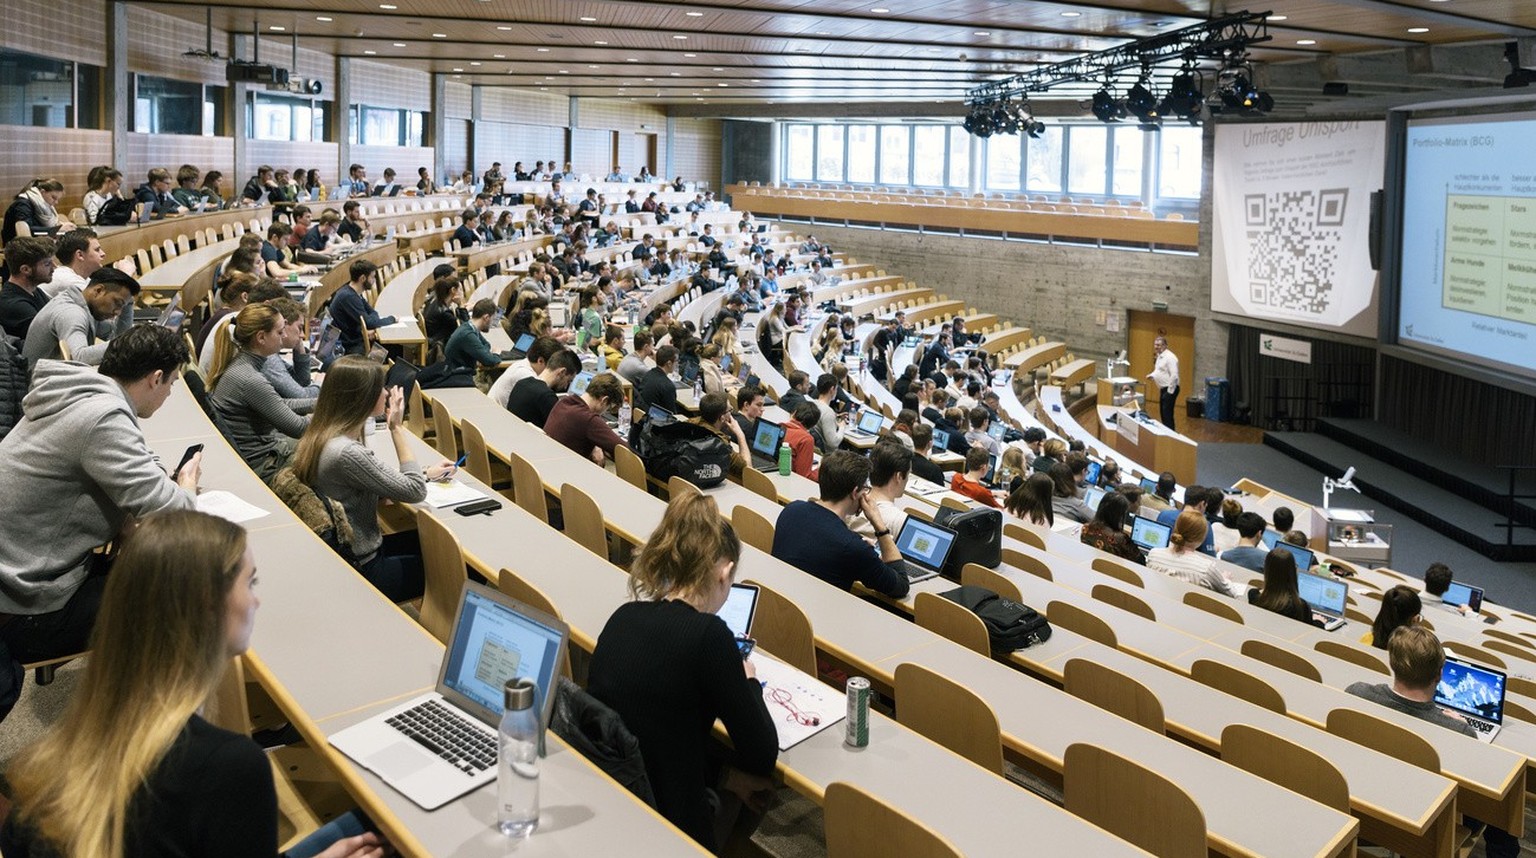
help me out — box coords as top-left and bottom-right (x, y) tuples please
(2, 0), (1536, 855)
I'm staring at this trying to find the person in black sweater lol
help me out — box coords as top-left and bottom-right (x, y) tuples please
(635, 343), (681, 418)
(771, 451), (910, 599)
(506, 348), (580, 427)
(0, 510), (385, 858)
(1248, 547), (1322, 627)
(587, 493), (778, 852)
(420, 274), (468, 357)
(908, 423), (948, 485)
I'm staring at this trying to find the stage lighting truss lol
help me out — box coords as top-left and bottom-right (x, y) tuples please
(963, 97), (1045, 138)
(1210, 53), (1274, 115)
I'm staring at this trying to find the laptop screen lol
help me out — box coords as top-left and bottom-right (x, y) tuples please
(717, 583), (759, 638)
(856, 409), (885, 434)
(895, 517), (958, 573)
(987, 422), (1006, 441)
(1084, 460), (1102, 486)
(569, 371), (594, 395)
(646, 405), (673, 424)
(1272, 540), (1316, 571)
(1296, 571), (1348, 616)
(1082, 486), (1106, 512)
(931, 428), (951, 450)
(1261, 529), (1281, 549)
(548, 304), (570, 327)
(1436, 656), (1506, 726)
(1443, 582), (1485, 614)
(1130, 516), (1172, 550)
(1139, 477), (1159, 494)
(438, 583), (568, 727)
(751, 419), (785, 458)
(513, 332), (535, 352)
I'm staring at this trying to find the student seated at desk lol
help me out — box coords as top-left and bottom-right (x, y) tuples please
(908, 423), (947, 486)
(1005, 471), (1054, 526)
(1365, 586), (1422, 649)
(0, 511), (389, 858)
(488, 335), (561, 408)
(635, 344), (681, 417)
(588, 493), (777, 852)
(1147, 510), (1244, 598)
(207, 304), (314, 483)
(951, 447), (1002, 509)
(1031, 437), (1064, 476)
(1156, 485), (1216, 555)
(1049, 459), (1095, 524)
(1218, 512), (1270, 573)
(293, 357), (454, 602)
(1421, 562), (1475, 616)
(781, 402), (820, 479)
(259, 295), (321, 402)
(21, 267), (137, 366)
(849, 440), (912, 541)
(1271, 505), (1295, 535)
(421, 275), (468, 357)
(691, 392), (749, 480)
(544, 371), (629, 465)
(772, 450), (909, 599)
(1080, 491), (1144, 565)
(330, 260), (395, 356)
(1248, 548), (1319, 626)
(195, 271), (256, 360)
(1346, 626), (1520, 858)
(261, 222), (314, 280)
(443, 299), (511, 375)
(0, 326), (199, 676)
(506, 348), (580, 428)
(1211, 498), (1244, 555)
(599, 324), (626, 372)
(617, 329), (655, 386)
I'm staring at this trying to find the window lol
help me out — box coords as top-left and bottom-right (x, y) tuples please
(985, 136), (1021, 191)
(785, 124), (814, 180)
(251, 92), (331, 142)
(911, 126), (947, 186)
(815, 125), (844, 182)
(846, 125), (876, 184)
(1066, 126), (1108, 195)
(1158, 126), (1203, 199)
(133, 76), (206, 135)
(353, 104), (427, 146)
(0, 48), (103, 129)
(1111, 127), (1145, 197)
(1024, 127), (1063, 193)
(948, 127), (971, 189)
(879, 125), (909, 185)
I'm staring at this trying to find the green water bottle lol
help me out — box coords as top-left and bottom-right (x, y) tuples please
(778, 442), (791, 476)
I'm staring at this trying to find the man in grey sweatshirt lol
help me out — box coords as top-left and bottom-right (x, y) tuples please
(21, 267), (137, 366)
(0, 325), (199, 663)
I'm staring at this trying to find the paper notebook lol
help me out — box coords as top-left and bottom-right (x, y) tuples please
(751, 654), (845, 751)
(195, 490), (271, 524)
(425, 480), (487, 509)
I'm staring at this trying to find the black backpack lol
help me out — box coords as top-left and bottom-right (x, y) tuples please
(95, 196), (137, 226)
(940, 585), (1052, 655)
(634, 416), (732, 489)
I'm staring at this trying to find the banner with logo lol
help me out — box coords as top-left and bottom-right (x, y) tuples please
(1259, 333), (1313, 364)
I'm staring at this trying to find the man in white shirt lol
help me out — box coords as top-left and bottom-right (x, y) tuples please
(1147, 335), (1180, 431)
(848, 439), (911, 540)
(489, 335), (561, 408)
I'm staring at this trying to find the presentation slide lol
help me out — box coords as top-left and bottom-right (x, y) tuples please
(1212, 121), (1385, 337)
(1398, 113), (1536, 378)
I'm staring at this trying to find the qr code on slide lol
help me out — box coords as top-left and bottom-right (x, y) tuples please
(1244, 189), (1348, 317)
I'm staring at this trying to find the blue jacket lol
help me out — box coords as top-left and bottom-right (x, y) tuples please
(329, 285), (394, 352)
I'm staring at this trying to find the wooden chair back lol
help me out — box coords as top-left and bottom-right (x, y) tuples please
(1092, 557), (1144, 588)
(893, 663), (1003, 774)
(1220, 724), (1350, 813)
(416, 509), (467, 643)
(960, 563), (1023, 602)
(1091, 584), (1155, 621)
(459, 420), (494, 485)
(1001, 547), (1052, 580)
(1063, 658), (1164, 733)
(1486, 640), (1536, 667)
(559, 483), (609, 560)
(1483, 629), (1536, 650)
(1002, 522), (1046, 549)
(1442, 640), (1506, 669)
(1063, 743), (1206, 858)
(731, 505), (776, 554)
(742, 579), (817, 675)
(914, 591), (990, 656)
(667, 475), (701, 499)
(614, 444), (647, 490)
(1048, 600), (1117, 647)
(1182, 590), (1245, 624)
(507, 451), (549, 523)
(1326, 708), (1440, 772)
(823, 781), (962, 858)
(1503, 697), (1536, 725)
(1241, 639), (1323, 682)
(1315, 639), (1390, 675)
(1510, 675), (1536, 699)
(431, 397), (457, 458)
(741, 466), (779, 501)
(407, 380), (430, 439)
(1191, 659), (1286, 713)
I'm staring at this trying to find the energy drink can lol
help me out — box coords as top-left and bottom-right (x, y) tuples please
(845, 677), (871, 748)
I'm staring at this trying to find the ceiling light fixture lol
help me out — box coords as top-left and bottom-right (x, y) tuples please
(1407, 27), (1429, 33)
(871, 8), (890, 13)
(580, 16), (596, 21)
(432, 33), (447, 38)
(974, 30), (990, 36)
(363, 49), (377, 54)
(1296, 38), (1316, 45)
(1060, 11), (1082, 17)
(316, 16), (332, 22)
(686, 10), (703, 15)
(497, 25), (512, 30)
(379, 3), (396, 8)
(269, 25), (285, 31)
(674, 34), (688, 39)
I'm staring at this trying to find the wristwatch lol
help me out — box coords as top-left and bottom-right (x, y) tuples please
(872, 528), (891, 538)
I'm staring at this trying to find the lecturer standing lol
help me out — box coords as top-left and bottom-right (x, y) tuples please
(1148, 335), (1180, 431)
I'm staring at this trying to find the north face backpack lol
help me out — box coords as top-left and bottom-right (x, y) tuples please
(940, 585), (1052, 655)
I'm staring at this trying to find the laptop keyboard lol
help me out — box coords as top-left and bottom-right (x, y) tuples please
(1468, 717), (1496, 734)
(385, 699), (497, 776)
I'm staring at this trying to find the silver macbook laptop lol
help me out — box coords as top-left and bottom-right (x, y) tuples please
(1443, 581), (1486, 614)
(847, 408), (887, 438)
(1436, 655), (1506, 743)
(1130, 515), (1172, 551)
(329, 582), (569, 809)
(1296, 570), (1348, 632)
(749, 418), (786, 471)
(893, 516), (958, 583)
(1082, 486), (1106, 513)
(547, 303), (570, 328)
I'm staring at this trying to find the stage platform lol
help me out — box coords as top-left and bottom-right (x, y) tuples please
(1265, 418), (1536, 562)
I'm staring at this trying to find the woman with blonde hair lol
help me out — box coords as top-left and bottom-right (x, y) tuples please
(292, 356), (453, 600)
(1146, 509), (1244, 597)
(207, 304), (313, 482)
(711, 315), (747, 371)
(0, 510), (386, 858)
(587, 493), (777, 851)
(698, 342), (730, 396)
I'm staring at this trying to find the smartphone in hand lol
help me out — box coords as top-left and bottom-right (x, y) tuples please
(174, 444), (204, 479)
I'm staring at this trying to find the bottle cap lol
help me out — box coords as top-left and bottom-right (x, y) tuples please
(504, 677), (536, 710)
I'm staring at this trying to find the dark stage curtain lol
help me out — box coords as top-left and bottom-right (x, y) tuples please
(1225, 325), (1375, 431)
(1378, 356), (1536, 468)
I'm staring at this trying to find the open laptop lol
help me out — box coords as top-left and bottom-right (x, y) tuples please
(1130, 515), (1173, 551)
(1296, 571), (1349, 631)
(1085, 460), (1102, 486)
(931, 427), (951, 452)
(1139, 477), (1159, 494)
(673, 357), (700, 389)
(893, 517), (959, 583)
(987, 422), (1006, 442)
(748, 418), (787, 471)
(508, 331), (535, 359)
(372, 183), (402, 197)
(1272, 540), (1316, 572)
(569, 370), (594, 396)
(847, 408), (887, 439)
(1082, 486), (1106, 513)
(718, 582), (760, 655)
(329, 582), (570, 809)
(155, 294), (185, 330)
(1443, 582), (1486, 614)
(1261, 529), (1282, 549)
(1436, 655), (1506, 743)
(547, 303), (570, 328)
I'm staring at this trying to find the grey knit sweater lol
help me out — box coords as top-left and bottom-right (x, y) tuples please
(208, 350), (314, 469)
(311, 434), (426, 561)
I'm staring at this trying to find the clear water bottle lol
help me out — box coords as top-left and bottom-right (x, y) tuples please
(618, 398), (632, 429)
(497, 678), (540, 837)
(692, 375), (703, 402)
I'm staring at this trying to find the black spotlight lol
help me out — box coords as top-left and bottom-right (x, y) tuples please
(1159, 72), (1204, 122)
(994, 104), (1020, 134)
(1091, 89), (1121, 123)
(1125, 82), (1160, 124)
(963, 105), (994, 138)
(1024, 118), (1045, 138)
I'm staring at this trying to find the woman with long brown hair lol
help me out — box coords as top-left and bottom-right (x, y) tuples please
(1249, 547), (1316, 625)
(0, 510), (385, 858)
(207, 304), (313, 482)
(291, 356), (454, 600)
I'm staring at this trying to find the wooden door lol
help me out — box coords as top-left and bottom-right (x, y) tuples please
(1127, 310), (1195, 408)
